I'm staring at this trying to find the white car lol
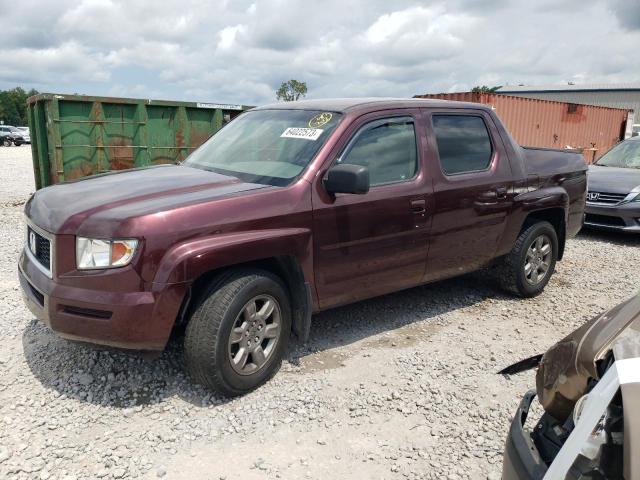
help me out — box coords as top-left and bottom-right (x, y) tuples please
(16, 127), (30, 143)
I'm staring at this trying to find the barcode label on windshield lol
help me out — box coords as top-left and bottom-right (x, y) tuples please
(281, 127), (324, 141)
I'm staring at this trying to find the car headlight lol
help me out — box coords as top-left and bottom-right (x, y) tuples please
(76, 237), (138, 269)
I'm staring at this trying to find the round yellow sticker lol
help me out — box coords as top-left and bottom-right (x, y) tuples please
(308, 112), (333, 128)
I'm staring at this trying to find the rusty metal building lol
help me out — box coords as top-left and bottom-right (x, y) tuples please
(414, 92), (631, 162)
(497, 83), (640, 126)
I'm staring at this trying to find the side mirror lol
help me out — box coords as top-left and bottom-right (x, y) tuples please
(324, 164), (370, 195)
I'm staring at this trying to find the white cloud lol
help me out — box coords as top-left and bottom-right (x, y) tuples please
(365, 6), (472, 46)
(362, 6), (476, 69)
(218, 25), (247, 50)
(2, 42), (110, 84)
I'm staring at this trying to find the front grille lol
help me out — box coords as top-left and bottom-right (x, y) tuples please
(28, 227), (51, 272)
(585, 213), (626, 227)
(586, 191), (628, 205)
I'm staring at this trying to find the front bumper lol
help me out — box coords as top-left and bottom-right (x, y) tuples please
(18, 248), (187, 351)
(502, 390), (548, 480)
(584, 202), (640, 233)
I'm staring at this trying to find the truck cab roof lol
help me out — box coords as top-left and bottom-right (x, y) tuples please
(254, 97), (492, 114)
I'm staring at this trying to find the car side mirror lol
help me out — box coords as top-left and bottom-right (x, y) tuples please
(324, 164), (370, 195)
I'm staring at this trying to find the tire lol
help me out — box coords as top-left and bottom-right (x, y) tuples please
(184, 268), (291, 396)
(2, 138), (11, 147)
(497, 221), (558, 297)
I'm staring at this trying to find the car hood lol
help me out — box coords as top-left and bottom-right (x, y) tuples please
(25, 165), (269, 234)
(536, 293), (640, 421)
(588, 165), (640, 194)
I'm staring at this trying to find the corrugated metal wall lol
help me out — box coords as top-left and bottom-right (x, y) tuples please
(497, 90), (640, 125)
(414, 92), (631, 162)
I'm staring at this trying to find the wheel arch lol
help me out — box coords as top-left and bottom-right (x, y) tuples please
(508, 187), (569, 261)
(177, 255), (313, 342)
(521, 207), (566, 259)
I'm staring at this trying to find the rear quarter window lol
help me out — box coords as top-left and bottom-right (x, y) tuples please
(432, 115), (493, 175)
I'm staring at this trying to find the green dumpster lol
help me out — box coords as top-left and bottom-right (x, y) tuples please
(27, 93), (252, 189)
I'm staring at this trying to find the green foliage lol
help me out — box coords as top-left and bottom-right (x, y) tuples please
(276, 80), (307, 102)
(0, 87), (38, 126)
(471, 85), (502, 94)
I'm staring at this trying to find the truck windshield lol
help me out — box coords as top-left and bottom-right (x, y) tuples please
(596, 139), (640, 169)
(183, 109), (342, 186)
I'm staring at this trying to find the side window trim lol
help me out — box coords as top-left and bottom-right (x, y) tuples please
(337, 115), (419, 187)
(429, 112), (496, 177)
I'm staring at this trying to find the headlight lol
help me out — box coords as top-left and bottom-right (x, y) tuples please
(572, 393), (609, 460)
(76, 237), (138, 269)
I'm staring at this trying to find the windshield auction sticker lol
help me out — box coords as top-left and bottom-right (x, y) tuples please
(281, 127), (324, 141)
(308, 112), (333, 128)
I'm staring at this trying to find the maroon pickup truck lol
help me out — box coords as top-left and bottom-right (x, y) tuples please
(19, 98), (587, 395)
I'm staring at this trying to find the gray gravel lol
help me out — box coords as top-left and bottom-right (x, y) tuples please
(1, 146), (639, 479)
(0, 145), (35, 207)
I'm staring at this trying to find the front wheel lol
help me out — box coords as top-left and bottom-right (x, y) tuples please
(497, 221), (558, 297)
(184, 269), (291, 396)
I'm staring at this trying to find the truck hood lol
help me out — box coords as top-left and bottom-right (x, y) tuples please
(536, 293), (640, 421)
(25, 165), (268, 234)
(588, 165), (640, 194)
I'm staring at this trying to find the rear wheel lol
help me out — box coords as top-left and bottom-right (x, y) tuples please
(184, 269), (291, 396)
(497, 221), (558, 297)
(2, 138), (11, 147)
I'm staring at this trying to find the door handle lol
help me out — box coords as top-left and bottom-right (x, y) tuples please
(478, 187), (508, 203)
(478, 190), (498, 201)
(410, 199), (426, 214)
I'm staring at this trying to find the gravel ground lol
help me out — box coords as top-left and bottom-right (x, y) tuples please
(1, 146), (639, 480)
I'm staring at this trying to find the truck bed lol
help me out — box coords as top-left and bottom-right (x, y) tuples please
(521, 146), (587, 177)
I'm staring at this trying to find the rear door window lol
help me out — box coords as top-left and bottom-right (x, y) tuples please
(338, 117), (418, 186)
(432, 115), (493, 175)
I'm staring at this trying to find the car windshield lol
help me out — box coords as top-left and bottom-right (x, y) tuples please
(596, 139), (640, 168)
(9, 127), (21, 133)
(183, 109), (342, 186)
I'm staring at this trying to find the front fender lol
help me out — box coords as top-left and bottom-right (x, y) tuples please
(152, 228), (312, 284)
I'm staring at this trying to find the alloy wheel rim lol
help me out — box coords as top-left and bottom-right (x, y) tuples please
(524, 234), (552, 285)
(227, 295), (281, 375)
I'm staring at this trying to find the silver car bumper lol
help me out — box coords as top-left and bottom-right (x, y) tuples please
(584, 201), (640, 233)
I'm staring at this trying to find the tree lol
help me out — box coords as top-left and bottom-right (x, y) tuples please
(471, 85), (502, 94)
(0, 87), (38, 126)
(276, 80), (307, 102)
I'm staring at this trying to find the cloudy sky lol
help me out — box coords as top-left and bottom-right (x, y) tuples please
(1, 0), (639, 105)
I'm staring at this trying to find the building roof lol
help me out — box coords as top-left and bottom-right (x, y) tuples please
(498, 83), (640, 93)
(255, 97), (490, 113)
